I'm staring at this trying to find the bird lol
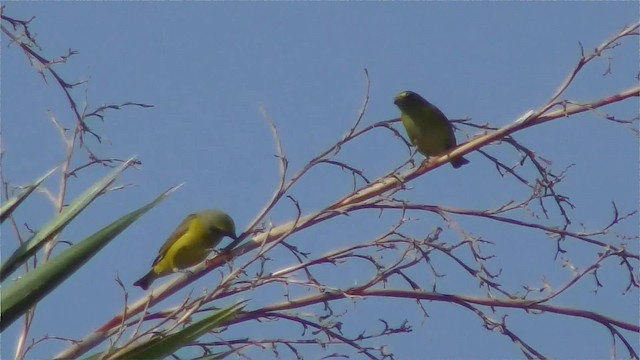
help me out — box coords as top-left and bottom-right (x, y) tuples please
(133, 209), (237, 290)
(393, 90), (469, 168)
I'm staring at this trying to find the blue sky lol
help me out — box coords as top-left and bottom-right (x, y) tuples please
(2, 3), (638, 360)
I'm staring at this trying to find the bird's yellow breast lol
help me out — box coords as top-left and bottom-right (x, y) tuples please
(401, 113), (452, 156)
(152, 217), (213, 276)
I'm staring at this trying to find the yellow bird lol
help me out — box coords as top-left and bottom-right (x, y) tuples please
(394, 90), (470, 168)
(133, 209), (237, 290)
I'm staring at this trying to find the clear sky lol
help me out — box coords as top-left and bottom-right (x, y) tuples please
(2, 2), (638, 360)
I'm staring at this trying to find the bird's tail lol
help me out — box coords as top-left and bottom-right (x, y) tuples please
(133, 271), (156, 290)
(451, 156), (470, 169)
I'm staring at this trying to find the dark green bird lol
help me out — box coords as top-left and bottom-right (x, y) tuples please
(394, 90), (469, 169)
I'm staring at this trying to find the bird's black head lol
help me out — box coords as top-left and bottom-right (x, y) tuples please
(394, 90), (427, 108)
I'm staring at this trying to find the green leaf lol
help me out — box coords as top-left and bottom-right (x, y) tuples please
(0, 184), (182, 333)
(0, 166), (57, 223)
(0, 158), (135, 282)
(115, 301), (247, 360)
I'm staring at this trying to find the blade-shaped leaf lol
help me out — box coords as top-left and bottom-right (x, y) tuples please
(0, 184), (182, 333)
(114, 301), (247, 360)
(0, 158), (136, 282)
(0, 166), (57, 223)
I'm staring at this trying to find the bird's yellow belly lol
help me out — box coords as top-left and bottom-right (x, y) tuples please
(406, 127), (450, 156)
(413, 131), (449, 156)
(152, 221), (211, 276)
(402, 116), (451, 157)
(153, 244), (209, 276)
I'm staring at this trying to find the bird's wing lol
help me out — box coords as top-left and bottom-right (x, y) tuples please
(426, 103), (458, 148)
(151, 213), (196, 266)
(426, 103), (450, 126)
(444, 118), (458, 148)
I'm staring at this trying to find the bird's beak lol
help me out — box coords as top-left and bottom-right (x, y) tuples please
(229, 232), (239, 240)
